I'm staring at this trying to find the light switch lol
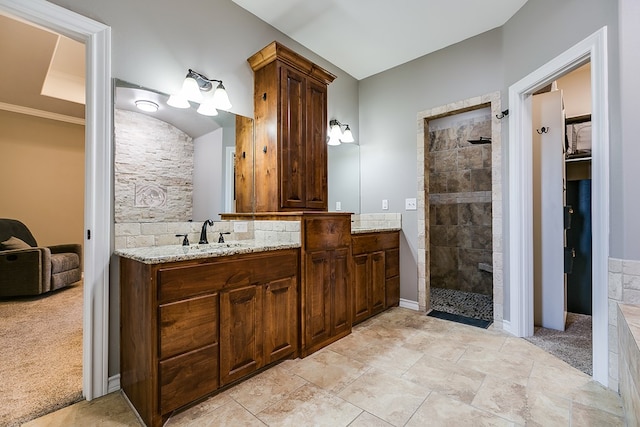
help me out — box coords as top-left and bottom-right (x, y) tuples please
(405, 198), (417, 210)
(382, 199), (389, 210)
(336, 201), (342, 211)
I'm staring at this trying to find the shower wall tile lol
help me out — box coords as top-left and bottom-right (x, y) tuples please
(432, 150), (457, 172)
(458, 146), (484, 169)
(471, 168), (492, 192)
(428, 113), (493, 296)
(448, 170), (472, 193)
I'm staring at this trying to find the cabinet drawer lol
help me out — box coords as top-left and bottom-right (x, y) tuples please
(305, 217), (350, 250)
(385, 248), (399, 278)
(159, 294), (218, 360)
(159, 344), (219, 414)
(157, 251), (298, 303)
(352, 232), (399, 255)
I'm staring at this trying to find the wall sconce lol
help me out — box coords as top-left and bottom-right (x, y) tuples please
(328, 119), (355, 145)
(167, 69), (232, 116)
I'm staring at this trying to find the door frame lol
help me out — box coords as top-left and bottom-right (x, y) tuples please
(507, 27), (609, 385)
(0, 0), (112, 399)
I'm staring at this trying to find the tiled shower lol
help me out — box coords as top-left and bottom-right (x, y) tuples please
(428, 108), (493, 321)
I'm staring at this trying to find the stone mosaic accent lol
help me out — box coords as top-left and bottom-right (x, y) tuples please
(608, 257), (640, 391)
(114, 109), (193, 222)
(416, 92), (503, 329)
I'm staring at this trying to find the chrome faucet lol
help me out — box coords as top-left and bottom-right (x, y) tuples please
(199, 220), (214, 244)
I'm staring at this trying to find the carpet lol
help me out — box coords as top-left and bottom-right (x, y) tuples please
(427, 309), (493, 329)
(0, 282), (83, 427)
(525, 312), (592, 376)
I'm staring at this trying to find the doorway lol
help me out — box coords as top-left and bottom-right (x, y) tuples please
(427, 107), (494, 325)
(0, 0), (112, 403)
(525, 65), (594, 376)
(507, 27), (609, 385)
(416, 91), (505, 328)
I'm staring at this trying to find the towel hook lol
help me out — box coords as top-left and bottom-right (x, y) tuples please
(536, 126), (550, 134)
(496, 109), (509, 119)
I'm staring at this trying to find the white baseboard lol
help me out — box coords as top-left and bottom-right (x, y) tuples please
(501, 319), (513, 335)
(107, 374), (121, 394)
(399, 298), (419, 311)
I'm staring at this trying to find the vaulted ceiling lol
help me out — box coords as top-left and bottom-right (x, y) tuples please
(232, 0), (529, 79)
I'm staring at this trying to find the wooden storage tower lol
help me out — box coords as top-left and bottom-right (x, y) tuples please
(237, 42), (336, 213)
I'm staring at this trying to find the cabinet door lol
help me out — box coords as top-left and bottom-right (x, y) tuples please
(370, 251), (386, 315)
(352, 253), (370, 324)
(331, 247), (351, 336)
(220, 285), (263, 385)
(280, 65), (306, 209)
(304, 250), (332, 348)
(264, 276), (298, 364)
(305, 78), (328, 210)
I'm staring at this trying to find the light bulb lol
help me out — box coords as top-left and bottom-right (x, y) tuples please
(212, 82), (232, 110)
(167, 93), (190, 108)
(341, 125), (355, 143)
(197, 96), (219, 116)
(182, 76), (203, 102)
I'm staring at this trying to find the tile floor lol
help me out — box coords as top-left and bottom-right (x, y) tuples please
(24, 308), (625, 427)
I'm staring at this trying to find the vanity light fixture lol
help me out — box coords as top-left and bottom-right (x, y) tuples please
(135, 100), (159, 113)
(167, 69), (232, 115)
(328, 119), (355, 145)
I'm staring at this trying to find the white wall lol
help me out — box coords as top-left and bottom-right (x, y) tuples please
(193, 129), (223, 222)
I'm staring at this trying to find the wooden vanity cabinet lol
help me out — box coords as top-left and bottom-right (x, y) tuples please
(351, 231), (400, 324)
(243, 41), (336, 213)
(301, 214), (352, 356)
(120, 249), (298, 427)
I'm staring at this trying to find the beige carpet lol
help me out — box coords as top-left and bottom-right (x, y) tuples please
(0, 282), (83, 427)
(525, 312), (592, 376)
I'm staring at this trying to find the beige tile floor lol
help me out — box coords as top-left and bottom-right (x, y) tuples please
(23, 308), (626, 427)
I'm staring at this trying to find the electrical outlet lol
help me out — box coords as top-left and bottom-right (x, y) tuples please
(405, 198), (417, 210)
(382, 199), (389, 210)
(233, 221), (248, 233)
(335, 201), (342, 211)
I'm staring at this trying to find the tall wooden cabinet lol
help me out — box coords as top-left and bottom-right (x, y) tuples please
(239, 42), (336, 213)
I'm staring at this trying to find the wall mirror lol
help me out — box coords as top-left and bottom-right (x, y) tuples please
(328, 143), (360, 214)
(113, 79), (254, 224)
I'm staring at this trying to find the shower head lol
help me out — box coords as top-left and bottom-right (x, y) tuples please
(467, 137), (491, 145)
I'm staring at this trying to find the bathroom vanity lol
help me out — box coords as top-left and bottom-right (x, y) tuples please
(118, 244), (299, 427)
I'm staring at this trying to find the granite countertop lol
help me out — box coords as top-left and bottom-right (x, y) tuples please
(351, 226), (402, 234)
(114, 241), (300, 264)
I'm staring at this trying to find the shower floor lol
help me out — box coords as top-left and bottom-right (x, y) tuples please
(430, 287), (493, 322)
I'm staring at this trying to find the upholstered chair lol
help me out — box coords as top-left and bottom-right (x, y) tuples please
(0, 218), (82, 297)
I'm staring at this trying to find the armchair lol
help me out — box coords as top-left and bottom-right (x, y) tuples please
(0, 218), (82, 297)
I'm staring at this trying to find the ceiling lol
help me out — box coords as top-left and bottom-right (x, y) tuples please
(1, 1), (530, 124)
(0, 14), (85, 120)
(232, 0), (529, 79)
